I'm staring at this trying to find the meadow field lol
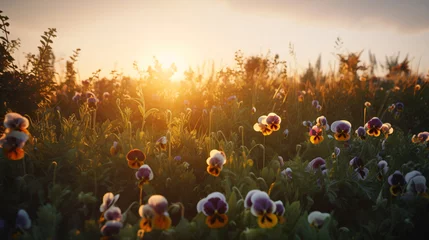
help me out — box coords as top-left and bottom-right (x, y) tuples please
(1, 9), (429, 240)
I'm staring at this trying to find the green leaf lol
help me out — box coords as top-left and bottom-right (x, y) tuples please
(228, 191), (237, 218)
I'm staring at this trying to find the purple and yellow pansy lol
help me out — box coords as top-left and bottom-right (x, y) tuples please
(274, 200), (285, 224)
(316, 116), (329, 131)
(197, 192), (229, 228)
(377, 160), (389, 181)
(411, 131), (429, 144)
(139, 195), (172, 232)
(156, 136), (167, 151)
(206, 149), (226, 177)
(330, 120), (352, 141)
(308, 211), (330, 229)
(381, 123), (394, 138)
(253, 115), (273, 136)
(245, 190), (278, 228)
(307, 157), (326, 173)
(365, 117), (383, 137)
(388, 171), (406, 196)
(355, 126), (366, 140)
(309, 126), (324, 145)
(136, 164), (154, 186)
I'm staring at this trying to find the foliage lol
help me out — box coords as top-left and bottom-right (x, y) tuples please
(1, 10), (429, 240)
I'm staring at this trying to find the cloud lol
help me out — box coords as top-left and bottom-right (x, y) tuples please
(223, 0), (429, 33)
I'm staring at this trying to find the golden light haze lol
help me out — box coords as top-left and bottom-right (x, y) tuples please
(3, 0), (429, 81)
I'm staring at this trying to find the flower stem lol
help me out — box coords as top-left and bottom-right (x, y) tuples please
(52, 161), (58, 185)
(139, 185), (143, 206)
(363, 107), (367, 126)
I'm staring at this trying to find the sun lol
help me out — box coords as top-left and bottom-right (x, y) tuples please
(153, 53), (187, 81)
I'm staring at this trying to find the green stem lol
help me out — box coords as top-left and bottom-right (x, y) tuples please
(244, 144), (265, 169)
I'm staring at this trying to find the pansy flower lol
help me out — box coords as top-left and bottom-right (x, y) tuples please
(316, 116), (329, 131)
(136, 164), (154, 186)
(307, 157), (326, 173)
(100, 192), (120, 213)
(349, 157), (369, 180)
(281, 167), (292, 179)
(364, 101), (371, 108)
(312, 100), (319, 108)
(388, 171), (406, 196)
(388, 104), (395, 112)
(72, 92), (82, 102)
(365, 117), (383, 137)
(140, 195), (171, 231)
(405, 171), (427, 196)
(354, 167), (369, 180)
(110, 141), (121, 156)
(395, 102), (404, 112)
(244, 189), (260, 208)
(332, 147), (340, 159)
(330, 120), (352, 141)
(309, 126), (324, 145)
(349, 157), (364, 169)
(253, 115), (273, 136)
(316, 105), (322, 112)
(415, 84), (421, 91)
(0, 131), (29, 160)
(283, 129), (289, 137)
(381, 123), (394, 138)
(308, 211), (330, 229)
(206, 150), (226, 177)
(3, 112), (30, 133)
(104, 206), (122, 222)
(355, 126), (366, 140)
(101, 221), (123, 236)
(87, 96), (98, 109)
(99, 192), (120, 227)
(411, 132), (429, 143)
(197, 192), (229, 228)
(274, 200), (285, 224)
(251, 107), (256, 114)
(377, 160), (389, 181)
(126, 149), (146, 169)
(249, 191), (278, 228)
(16, 209), (31, 230)
(139, 204), (155, 232)
(156, 136), (167, 151)
(265, 113), (281, 131)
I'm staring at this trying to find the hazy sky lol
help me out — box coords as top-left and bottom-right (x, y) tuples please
(3, 0), (429, 80)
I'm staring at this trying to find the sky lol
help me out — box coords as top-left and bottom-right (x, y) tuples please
(2, 0), (429, 81)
